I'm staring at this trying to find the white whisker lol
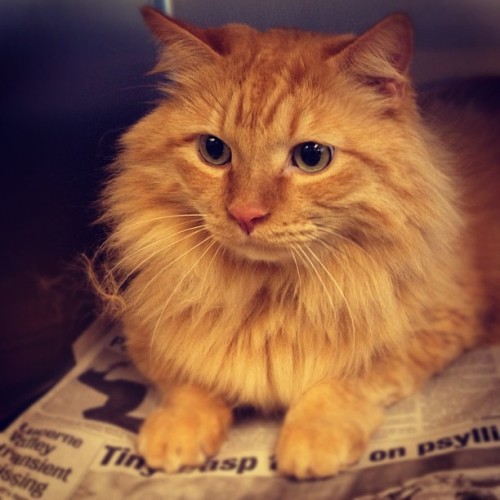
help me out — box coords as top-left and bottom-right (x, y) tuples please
(289, 248), (303, 298)
(151, 236), (217, 352)
(304, 246), (357, 368)
(114, 213), (206, 232)
(314, 225), (385, 308)
(294, 244), (336, 312)
(132, 231), (213, 309)
(105, 225), (209, 293)
(197, 242), (224, 301)
(292, 244), (340, 351)
(315, 224), (371, 264)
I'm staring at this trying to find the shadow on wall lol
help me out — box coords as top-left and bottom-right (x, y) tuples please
(0, 0), (158, 428)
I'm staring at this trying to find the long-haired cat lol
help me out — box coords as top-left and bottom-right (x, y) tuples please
(95, 7), (500, 478)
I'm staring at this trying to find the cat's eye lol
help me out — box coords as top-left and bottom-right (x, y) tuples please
(198, 135), (231, 166)
(292, 142), (333, 173)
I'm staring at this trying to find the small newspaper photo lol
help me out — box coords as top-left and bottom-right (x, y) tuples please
(1, 317), (500, 499)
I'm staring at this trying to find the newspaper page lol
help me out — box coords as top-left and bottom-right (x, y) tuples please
(1, 318), (500, 499)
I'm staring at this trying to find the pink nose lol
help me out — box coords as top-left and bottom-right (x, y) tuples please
(228, 204), (270, 235)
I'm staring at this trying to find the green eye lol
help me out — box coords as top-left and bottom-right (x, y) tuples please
(292, 142), (333, 173)
(198, 135), (231, 166)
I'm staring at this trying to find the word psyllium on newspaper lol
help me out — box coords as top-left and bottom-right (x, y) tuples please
(1, 318), (500, 499)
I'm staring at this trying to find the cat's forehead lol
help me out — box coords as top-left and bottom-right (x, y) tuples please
(221, 26), (354, 75)
(210, 31), (349, 141)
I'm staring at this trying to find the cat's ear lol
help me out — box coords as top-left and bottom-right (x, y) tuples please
(337, 14), (413, 101)
(141, 7), (225, 77)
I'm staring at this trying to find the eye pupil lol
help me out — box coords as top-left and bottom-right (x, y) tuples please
(206, 136), (224, 160)
(199, 135), (231, 166)
(300, 143), (323, 166)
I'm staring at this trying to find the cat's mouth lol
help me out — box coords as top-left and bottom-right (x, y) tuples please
(206, 217), (300, 263)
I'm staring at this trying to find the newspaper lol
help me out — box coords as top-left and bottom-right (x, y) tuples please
(2, 318), (500, 500)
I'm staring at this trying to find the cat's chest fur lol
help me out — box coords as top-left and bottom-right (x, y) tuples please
(164, 312), (333, 410)
(125, 260), (373, 411)
(126, 248), (414, 410)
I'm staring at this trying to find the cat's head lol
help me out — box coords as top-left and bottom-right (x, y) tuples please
(110, 9), (447, 268)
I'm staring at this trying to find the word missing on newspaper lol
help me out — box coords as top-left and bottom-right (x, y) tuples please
(0, 422), (82, 499)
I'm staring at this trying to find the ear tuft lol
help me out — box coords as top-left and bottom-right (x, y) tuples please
(141, 5), (177, 42)
(141, 7), (229, 55)
(140, 7), (224, 85)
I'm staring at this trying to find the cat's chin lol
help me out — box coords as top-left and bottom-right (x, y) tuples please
(224, 241), (292, 264)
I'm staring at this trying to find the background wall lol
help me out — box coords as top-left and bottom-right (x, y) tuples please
(1, 0), (499, 427)
(0, 0), (158, 428)
(170, 0), (500, 82)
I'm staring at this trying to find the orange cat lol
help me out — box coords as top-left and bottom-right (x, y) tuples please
(96, 7), (500, 478)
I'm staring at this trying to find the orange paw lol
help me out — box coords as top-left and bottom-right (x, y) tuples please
(138, 388), (232, 472)
(276, 414), (369, 479)
(275, 383), (384, 479)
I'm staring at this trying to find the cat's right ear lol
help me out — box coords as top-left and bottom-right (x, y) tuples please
(141, 7), (224, 76)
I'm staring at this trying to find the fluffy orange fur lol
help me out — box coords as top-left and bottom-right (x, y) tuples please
(96, 7), (500, 478)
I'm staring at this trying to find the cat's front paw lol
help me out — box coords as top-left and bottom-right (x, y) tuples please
(275, 414), (369, 479)
(275, 384), (384, 479)
(138, 389), (232, 472)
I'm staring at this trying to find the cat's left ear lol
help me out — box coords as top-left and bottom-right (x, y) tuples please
(141, 7), (228, 81)
(336, 14), (413, 101)
(141, 7), (227, 56)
